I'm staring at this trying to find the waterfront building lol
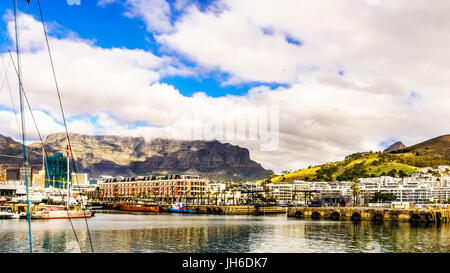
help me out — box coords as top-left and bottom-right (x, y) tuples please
(33, 170), (45, 188)
(99, 174), (209, 203)
(71, 173), (88, 186)
(267, 183), (293, 204)
(0, 184), (18, 198)
(5, 162), (33, 186)
(207, 182), (226, 193)
(45, 152), (72, 189)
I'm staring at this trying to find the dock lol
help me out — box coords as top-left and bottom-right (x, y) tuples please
(93, 201), (450, 222)
(100, 202), (286, 215)
(287, 206), (450, 223)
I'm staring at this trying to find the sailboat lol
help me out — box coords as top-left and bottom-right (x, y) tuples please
(6, 0), (95, 252)
(31, 144), (93, 219)
(5, 0), (92, 220)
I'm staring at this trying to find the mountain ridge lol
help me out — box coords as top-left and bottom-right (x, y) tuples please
(1, 132), (273, 181)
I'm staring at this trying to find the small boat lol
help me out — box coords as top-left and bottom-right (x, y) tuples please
(0, 206), (21, 219)
(31, 206), (92, 219)
(118, 202), (159, 212)
(168, 202), (196, 213)
(11, 192), (45, 203)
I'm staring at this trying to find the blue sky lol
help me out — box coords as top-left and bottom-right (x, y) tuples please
(0, 0), (265, 97)
(1, 1), (153, 50)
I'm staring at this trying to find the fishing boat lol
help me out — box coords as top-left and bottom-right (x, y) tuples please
(31, 206), (92, 219)
(168, 202), (196, 213)
(0, 206), (21, 219)
(118, 202), (159, 212)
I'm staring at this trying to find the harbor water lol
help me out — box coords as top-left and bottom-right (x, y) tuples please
(0, 210), (449, 253)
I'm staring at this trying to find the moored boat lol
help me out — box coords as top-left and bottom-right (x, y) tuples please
(168, 202), (196, 213)
(31, 206), (92, 219)
(118, 202), (159, 212)
(0, 206), (21, 219)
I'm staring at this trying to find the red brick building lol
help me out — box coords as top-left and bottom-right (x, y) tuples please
(99, 174), (209, 203)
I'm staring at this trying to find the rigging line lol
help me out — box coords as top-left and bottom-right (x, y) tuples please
(0, 154), (23, 158)
(10, 63), (81, 251)
(3, 0), (85, 252)
(0, 57), (22, 138)
(13, 0), (32, 254)
(37, 0), (94, 252)
(5, 35), (84, 253)
(0, 0), (35, 138)
(0, 0), (35, 139)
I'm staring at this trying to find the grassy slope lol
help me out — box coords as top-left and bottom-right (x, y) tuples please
(263, 134), (450, 184)
(264, 153), (428, 183)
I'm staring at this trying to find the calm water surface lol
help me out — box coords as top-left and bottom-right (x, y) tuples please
(0, 210), (449, 253)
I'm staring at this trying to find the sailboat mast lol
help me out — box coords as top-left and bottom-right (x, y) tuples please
(67, 141), (70, 209)
(14, 0), (32, 253)
(42, 145), (44, 171)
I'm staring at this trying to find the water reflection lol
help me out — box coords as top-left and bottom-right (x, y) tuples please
(0, 212), (448, 253)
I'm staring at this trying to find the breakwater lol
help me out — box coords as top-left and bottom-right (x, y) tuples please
(287, 207), (450, 223)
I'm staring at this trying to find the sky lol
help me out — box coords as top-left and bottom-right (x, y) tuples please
(0, 0), (449, 174)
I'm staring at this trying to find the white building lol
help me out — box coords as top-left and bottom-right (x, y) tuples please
(207, 182), (226, 193)
(267, 183), (293, 204)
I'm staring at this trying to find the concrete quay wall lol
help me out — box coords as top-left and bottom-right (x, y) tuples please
(100, 202), (286, 215)
(186, 205), (286, 215)
(287, 206), (450, 223)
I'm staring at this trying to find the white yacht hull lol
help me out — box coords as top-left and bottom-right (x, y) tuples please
(31, 209), (92, 219)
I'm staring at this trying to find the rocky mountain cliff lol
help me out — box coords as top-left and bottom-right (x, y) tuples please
(383, 141), (407, 153)
(0, 134), (40, 166)
(22, 133), (272, 181)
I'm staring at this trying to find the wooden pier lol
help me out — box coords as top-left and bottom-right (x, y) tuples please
(287, 206), (450, 223)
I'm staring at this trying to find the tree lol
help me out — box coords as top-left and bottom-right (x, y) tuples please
(387, 169), (397, 177)
(231, 189), (236, 205)
(214, 192), (219, 205)
(351, 183), (360, 206)
(171, 185), (175, 203)
(221, 190), (227, 205)
(95, 186), (100, 201)
(179, 190), (184, 203)
(206, 191), (211, 205)
(371, 192), (396, 203)
(113, 184), (118, 201)
(186, 190), (191, 204)
(398, 170), (407, 178)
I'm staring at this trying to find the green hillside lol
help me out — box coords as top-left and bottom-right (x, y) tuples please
(263, 134), (450, 183)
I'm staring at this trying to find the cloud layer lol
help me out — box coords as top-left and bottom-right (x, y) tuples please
(1, 1), (450, 174)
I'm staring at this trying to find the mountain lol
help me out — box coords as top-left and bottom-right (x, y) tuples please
(20, 133), (272, 181)
(0, 134), (41, 166)
(265, 134), (450, 183)
(383, 141), (407, 153)
(397, 134), (450, 158)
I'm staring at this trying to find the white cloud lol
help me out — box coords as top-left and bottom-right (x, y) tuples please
(67, 0), (81, 6)
(153, 0), (450, 90)
(123, 0), (173, 33)
(97, 0), (119, 7)
(1, 4), (450, 174)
